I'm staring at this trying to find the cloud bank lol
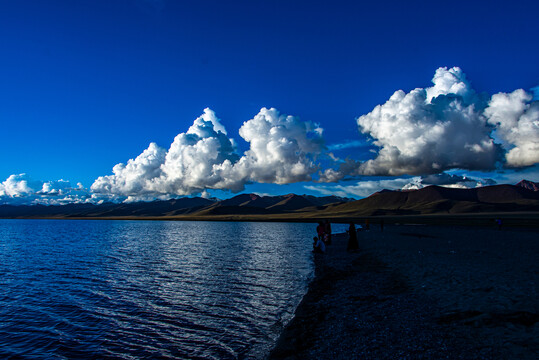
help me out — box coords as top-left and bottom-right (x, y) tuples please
(4, 67), (538, 204)
(402, 173), (496, 190)
(485, 89), (539, 167)
(91, 107), (324, 200)
(356, 67), (501, 175)
(322, 67), (538, 180)
(0, 174), (92, 205)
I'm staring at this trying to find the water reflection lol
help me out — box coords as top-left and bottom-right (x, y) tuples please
(0, 220), (314, 359)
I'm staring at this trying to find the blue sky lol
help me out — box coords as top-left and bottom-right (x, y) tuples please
(1, 0), (539, 204)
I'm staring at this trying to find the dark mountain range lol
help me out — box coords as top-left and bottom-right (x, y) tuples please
(319, 182), (539, 217)
(0, 197), (215, 218)
(169, 193), (352, 216)
(1, 181), (538, 219)
(0, 194), (351, 218)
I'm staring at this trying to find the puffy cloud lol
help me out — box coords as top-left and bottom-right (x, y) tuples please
(190, 107), (228, 135)
(0, 174), (35, 197)
(421, 173), (494, 186)
(403, 173), (496, 190)
(485, 89), (539, 167)
(92, 108), (240, 198)
(426, 67), (476, 103)
(318, 168), (343, 183)
(232, 107), (324, 184)
(152, 108), (241, 194)
(91, 142), (167, 197)
(345, 67), (539, 178)
(91, 107), (324, 200)
(355, 67), (502, 176)
(0, 174), (91, 205)
(318, 158), (362, 182)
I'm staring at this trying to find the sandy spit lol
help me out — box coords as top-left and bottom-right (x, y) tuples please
(268, 224), (538, 359)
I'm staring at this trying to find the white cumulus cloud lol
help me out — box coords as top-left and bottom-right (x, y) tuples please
(92, 108), (240, 198)
(91, 142), (167, 197)
(91, 107), (324, 200)
(320, 68), (538, 181)
(355, 67), (501, 176)
(485, 89), (539, 167)
(9, 67), (536, 204)
(0, 174), (91, 205)
(152, 108), (241, 194)
(232, 107), (324, 184)
(402, 173), (496, 190)
(0, 174), (35, 197)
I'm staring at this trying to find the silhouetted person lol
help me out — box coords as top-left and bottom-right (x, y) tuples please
(380, 219), (384, 232)
(347, 223), (359, 251)
(496, 218), (503, 230)
(313, 236), (325, 253)
(325, 220), (332, 245)
(316, 221), (325, 243)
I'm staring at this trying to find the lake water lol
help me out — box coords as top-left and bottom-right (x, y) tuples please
(0, 220), (317, 359)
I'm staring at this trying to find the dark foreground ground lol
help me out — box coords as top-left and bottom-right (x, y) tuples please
(268, 225), (539, 359)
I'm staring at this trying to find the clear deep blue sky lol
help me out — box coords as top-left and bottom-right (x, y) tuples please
(1, 0), (539, 201)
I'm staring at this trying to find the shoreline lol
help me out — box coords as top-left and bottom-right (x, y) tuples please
(268, 225), (538, 359)
(2, 212), (539, 228)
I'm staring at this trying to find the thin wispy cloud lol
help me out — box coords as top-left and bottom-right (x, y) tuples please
(305, 177), (419, 198)
(306, 173), (497, 198)
(327, 140), (367, 151)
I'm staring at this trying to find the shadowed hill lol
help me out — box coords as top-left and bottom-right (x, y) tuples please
(193, 194), (350, 215)
(319, 184), (539, 217)
(266, 194), (319, 212)
(516, 180), (539, 192)
(1, 182), (538, 219)
(0, 194), (350, 218)
(0, 197), (215, 218)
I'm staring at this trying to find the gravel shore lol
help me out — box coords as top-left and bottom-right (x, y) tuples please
(268, 224), (538, 359)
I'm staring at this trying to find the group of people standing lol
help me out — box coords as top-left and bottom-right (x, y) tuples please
(312, 220), (361, 253)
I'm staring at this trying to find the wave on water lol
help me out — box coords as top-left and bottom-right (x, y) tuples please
(0, 220), (315, 359)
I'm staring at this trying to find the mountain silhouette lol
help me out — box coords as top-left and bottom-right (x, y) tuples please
(319, 182), (539, 217)
(516, 180), (539, 192)
(0, 194), (350, 218)
(1, 182), (538, 219)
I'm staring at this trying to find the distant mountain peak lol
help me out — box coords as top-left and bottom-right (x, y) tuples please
(516, 180), (539, 192)
(372, 189), (395, 195)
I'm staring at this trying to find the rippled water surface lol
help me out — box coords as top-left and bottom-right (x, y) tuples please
(0, 220), (315, 359)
